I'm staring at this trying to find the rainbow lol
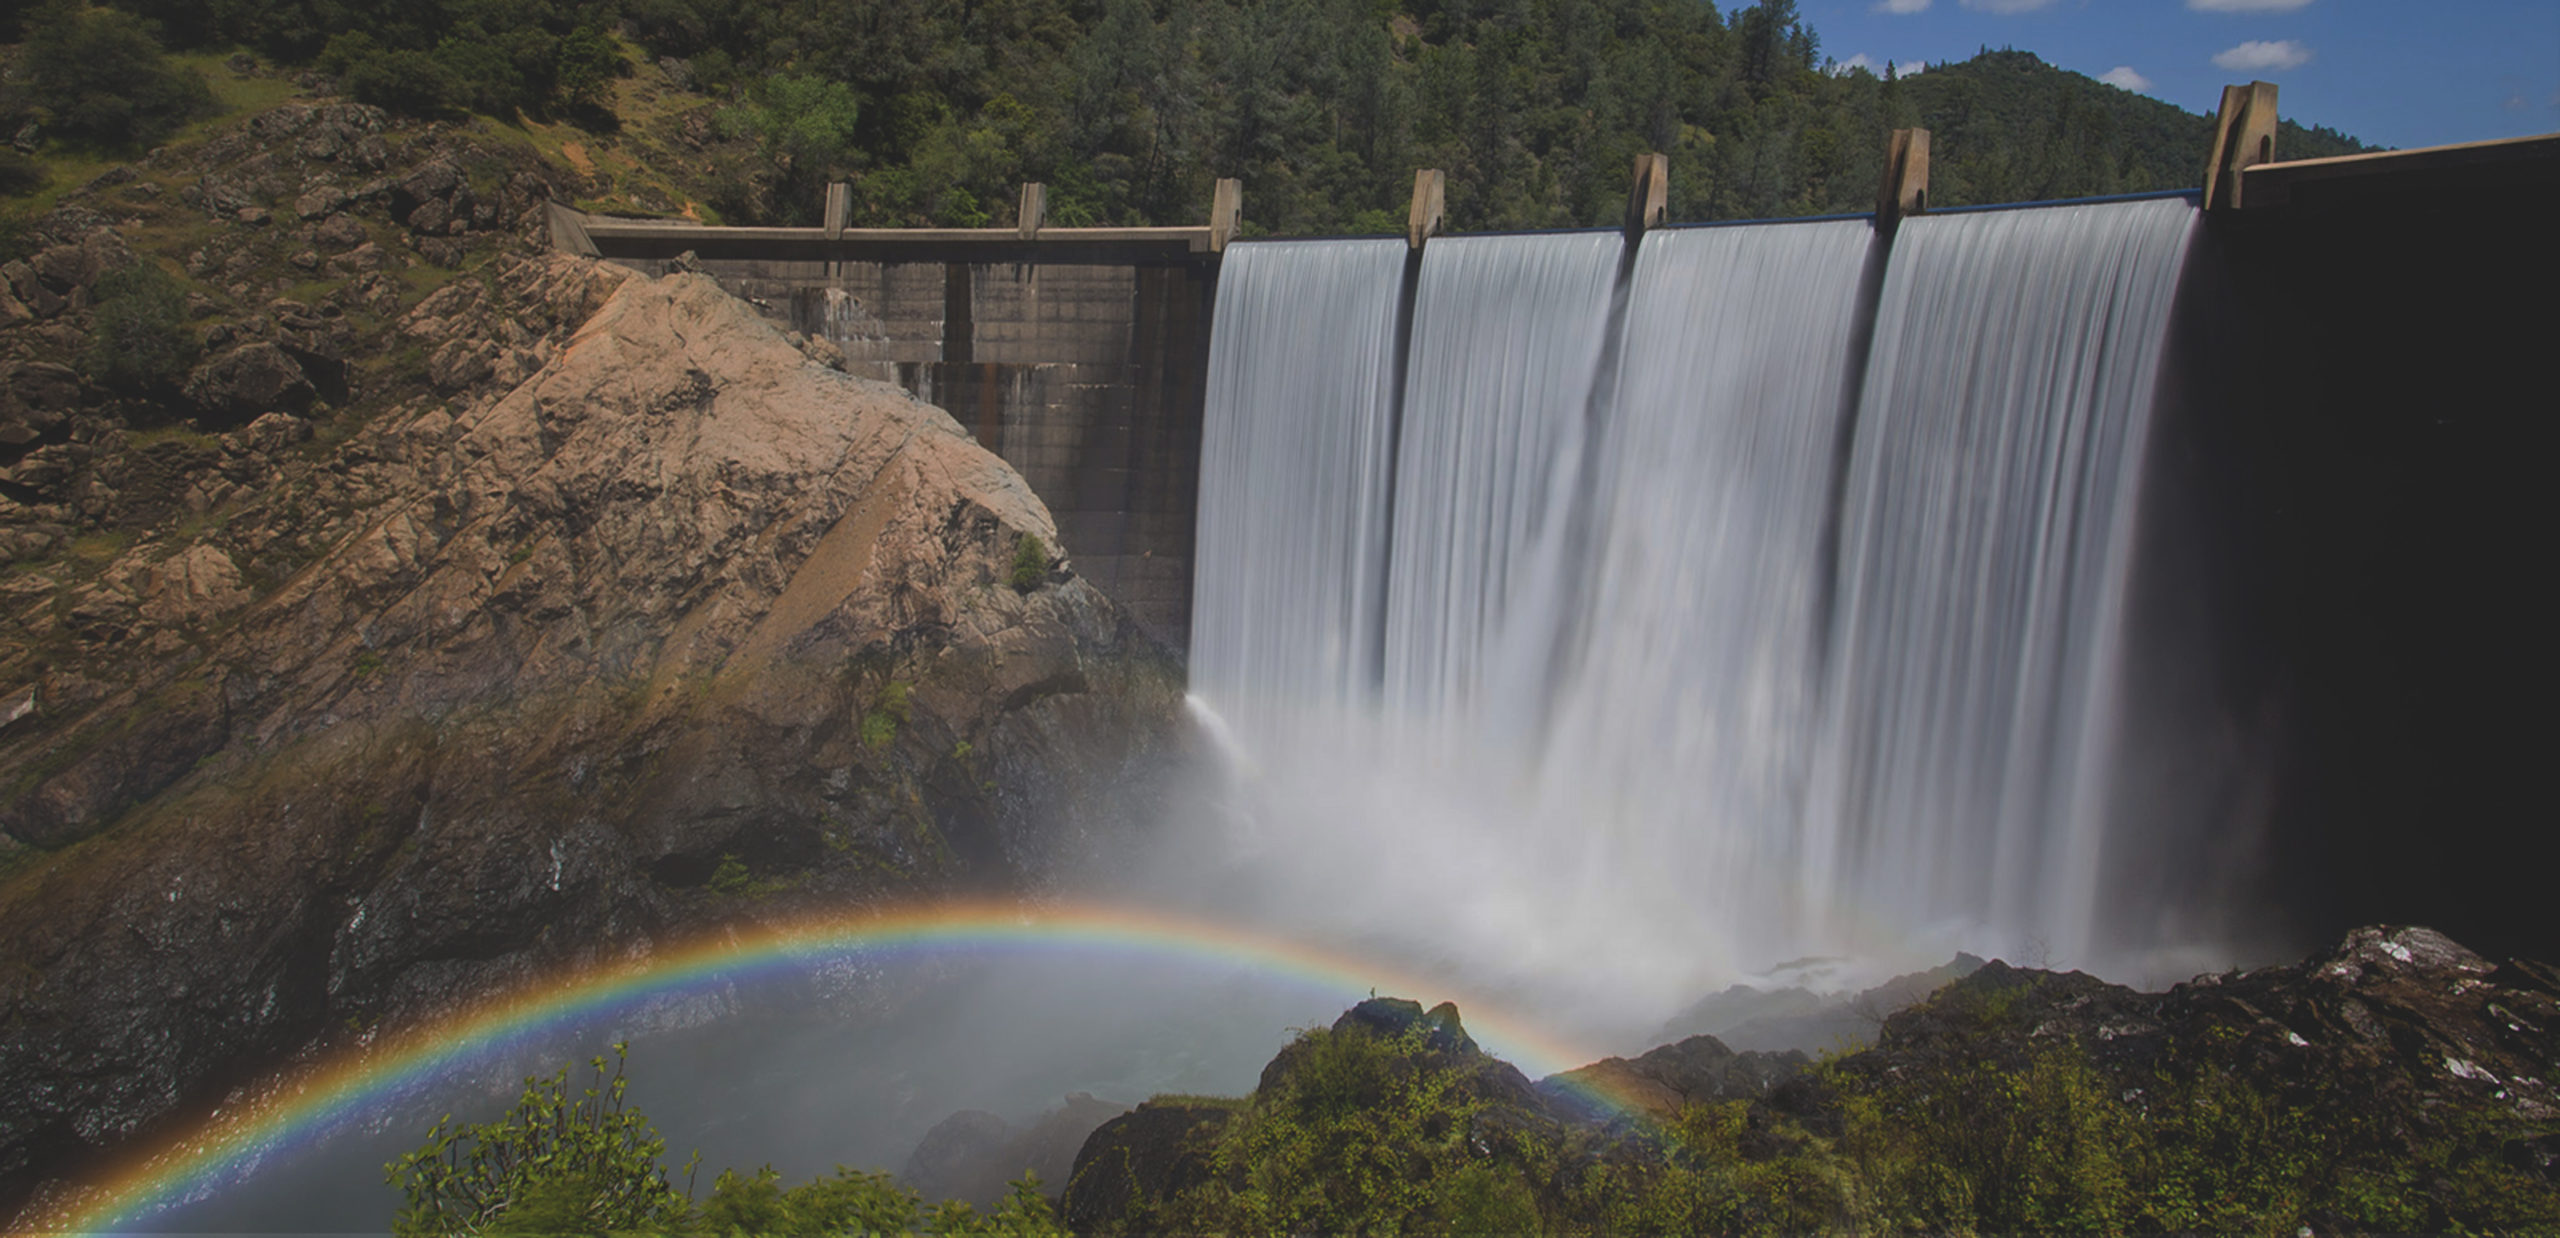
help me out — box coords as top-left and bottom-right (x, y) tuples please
(39, 899), (1628, 1234)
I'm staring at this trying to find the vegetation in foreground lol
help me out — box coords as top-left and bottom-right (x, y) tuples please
(391, 928), (2560, 1235)
(387, 1045), (1067, 1235)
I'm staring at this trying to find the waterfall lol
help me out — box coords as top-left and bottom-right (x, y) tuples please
(1383, 232), (1623, 745)
(1183, 197), (2200, 1028)
(1535, 220), (1878, 973)
(1190, 239), (1408, 740)
(1802, 197), (2198, 965)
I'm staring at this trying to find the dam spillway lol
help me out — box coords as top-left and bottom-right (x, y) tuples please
(559, 131), (2560, 978)
(1188, 197), (2202, 990)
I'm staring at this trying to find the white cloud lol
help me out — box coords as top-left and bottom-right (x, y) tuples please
(1824, 52), (1929, 79)
(1874, 0), (1930, 13)
(1959, 0), (2055, 11)
(2187, 0), (2314, 11)
(2213, 39), (2314, 73)
(2098, 66), (2153, 92)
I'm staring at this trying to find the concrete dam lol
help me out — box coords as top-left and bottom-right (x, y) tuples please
(555, 110), (2557, 970)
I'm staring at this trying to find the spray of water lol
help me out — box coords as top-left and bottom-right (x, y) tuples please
(1176, 201), (2201, 1042)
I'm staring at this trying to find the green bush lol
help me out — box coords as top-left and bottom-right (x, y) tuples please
(1161, 1022), (1541, 1233)
(706, 852), (753, 895)
(1008, 534), (1048, 592)
(83, 260), (199, 392)
(323, 34), (458, 117)
(388, 1046), (1061, 1234)
(384, 1045), (696, 1235)
(553, 26), (626, 113)
(860, 680), (911, 748)
(6, 2), (215, 149)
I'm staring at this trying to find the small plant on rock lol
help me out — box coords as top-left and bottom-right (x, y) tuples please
(1008, 533), (1048, 592)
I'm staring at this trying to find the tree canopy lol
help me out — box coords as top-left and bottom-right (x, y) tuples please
(5, 0), (2371, 227)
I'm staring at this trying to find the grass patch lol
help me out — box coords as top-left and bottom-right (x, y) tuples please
(127, 425), (220, 452)
(67, 531), (131, 566)
(705, 852), (795, 900)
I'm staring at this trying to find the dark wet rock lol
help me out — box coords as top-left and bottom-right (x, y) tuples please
(1061, 1102), (1233, 1229)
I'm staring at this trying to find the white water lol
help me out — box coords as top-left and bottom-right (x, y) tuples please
(1188, 240), (1408, 738)
(1536, 220), (1879, 979)
(1180, 200), (2200, 1042)
(1801, 198), (2199, 968)
(1382, 232), (1623, 738)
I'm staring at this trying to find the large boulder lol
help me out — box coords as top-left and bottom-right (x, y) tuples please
(1061, 1102), (1234, 1229)
(183, 340), (316, 417)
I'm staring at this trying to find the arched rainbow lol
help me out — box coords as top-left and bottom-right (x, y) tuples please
(43, 898), (1632, 1234)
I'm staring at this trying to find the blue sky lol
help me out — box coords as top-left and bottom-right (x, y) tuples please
(1787, 0), (2560, 151)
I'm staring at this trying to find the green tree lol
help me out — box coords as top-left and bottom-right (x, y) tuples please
(383, 1044), (696, 1235)
(554, 26), (626, 113)
(736, 73), (862, 219)
(322, 32), (459, 117)
(6, 1), (214, 148)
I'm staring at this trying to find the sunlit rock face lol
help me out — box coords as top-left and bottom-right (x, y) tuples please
(0, 260), (1184, 1217)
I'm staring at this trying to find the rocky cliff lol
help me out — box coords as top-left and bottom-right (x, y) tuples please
(0, 100), (1185, 1219)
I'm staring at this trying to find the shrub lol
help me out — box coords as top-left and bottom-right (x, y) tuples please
(7, 2), (215, 149)
(83, 260), (199, 392)
(387, 1047), (1057, 1233)
(383, 1045), (696, 1235)
(706, 852), (753, 895)
(1008, 533), (1048, 592)
(324, 33), (458, 118)
(554, 26), (627, 113)
(860, 680), (911, 748)
(1162, 1023), (1536, 1232)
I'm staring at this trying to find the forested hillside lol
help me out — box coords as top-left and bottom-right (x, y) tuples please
(6, 0), (2370, 232)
